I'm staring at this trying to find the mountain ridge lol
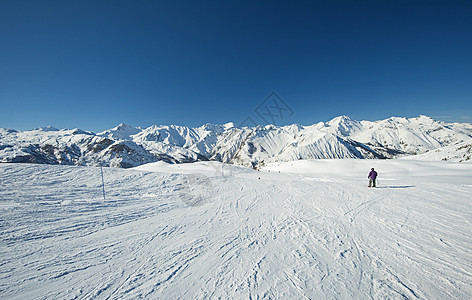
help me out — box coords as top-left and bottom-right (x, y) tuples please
(1, 115), (471, 168)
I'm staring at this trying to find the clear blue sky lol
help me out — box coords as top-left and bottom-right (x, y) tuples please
(1, 0), (471, 132)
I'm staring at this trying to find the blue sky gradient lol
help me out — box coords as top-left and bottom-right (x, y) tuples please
(1, 0), (471, 132)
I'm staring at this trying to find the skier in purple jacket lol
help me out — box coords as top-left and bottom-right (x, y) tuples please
(368, 168), (378, 187)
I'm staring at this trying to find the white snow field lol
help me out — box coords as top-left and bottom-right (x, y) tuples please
(1, 159), (471, 299)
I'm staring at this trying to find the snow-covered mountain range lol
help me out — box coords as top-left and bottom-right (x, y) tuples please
(1, 115), (471, 168)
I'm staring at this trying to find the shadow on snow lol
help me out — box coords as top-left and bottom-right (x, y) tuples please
(376, 185), (415, 189)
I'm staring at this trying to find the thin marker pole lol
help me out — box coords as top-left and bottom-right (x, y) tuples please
(100, 161), (106, 200)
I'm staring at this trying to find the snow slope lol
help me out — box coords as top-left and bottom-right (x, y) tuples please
(1, 116), (471, 168)
(1, 160), (471, 299)
(401, 141), (472, 162)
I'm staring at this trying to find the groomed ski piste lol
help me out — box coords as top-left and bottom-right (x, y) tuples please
(1, 159), (471, 299)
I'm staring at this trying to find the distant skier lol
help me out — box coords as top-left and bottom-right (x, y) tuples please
(368, 168), (378, 187)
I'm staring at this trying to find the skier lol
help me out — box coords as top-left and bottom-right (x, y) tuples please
(368, 168), (378, 187)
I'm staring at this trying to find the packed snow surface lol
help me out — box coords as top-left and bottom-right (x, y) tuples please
(1, 159), (471, 299)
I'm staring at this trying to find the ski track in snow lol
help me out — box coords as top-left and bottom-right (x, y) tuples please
(0, 161), (471, 299)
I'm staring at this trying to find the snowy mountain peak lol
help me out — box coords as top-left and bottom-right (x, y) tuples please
(328, 115), (351, 123)
(326, 115), (359, 136)
(404, 115), (438, 126)
(34, 126), (59, 132)
(66, 128), (94, 135)
(199, 123), (227, 133)
(223, 122), (235, 130)
(98, 123), (141, 140)
(115, 123), (136, 131)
